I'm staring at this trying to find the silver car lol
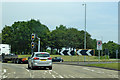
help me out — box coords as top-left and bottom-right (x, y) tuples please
(28, 52), (52, 70)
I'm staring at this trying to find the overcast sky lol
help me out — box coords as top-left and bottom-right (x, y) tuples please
(1, 2), (118, 43)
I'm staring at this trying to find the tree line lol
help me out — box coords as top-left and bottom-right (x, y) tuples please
(1, 19), (120, 58)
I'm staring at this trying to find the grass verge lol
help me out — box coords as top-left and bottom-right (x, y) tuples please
(85, 63), (120, 70)
(18, 55), (118, 62)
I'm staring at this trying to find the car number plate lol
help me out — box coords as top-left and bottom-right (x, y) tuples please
(40, 60), (46, 61)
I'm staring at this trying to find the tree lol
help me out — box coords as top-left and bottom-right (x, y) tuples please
(2, 19), (50, 54)
(103, 41), (119, 58)
(48, 25), (67, 54)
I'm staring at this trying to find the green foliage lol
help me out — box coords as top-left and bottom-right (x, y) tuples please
(103, 41), (119, 58)
(2, 19), (49, 54)
(2, 19), (119, 59)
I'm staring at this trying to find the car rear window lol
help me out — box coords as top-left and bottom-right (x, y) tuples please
(36, 53), (50, 57)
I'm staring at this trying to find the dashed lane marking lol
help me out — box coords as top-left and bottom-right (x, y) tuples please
(69, 75), (75, 78)
(59, 75), (64, 78)
(63, 75), (69, 78)
(52, 75), (56, 78)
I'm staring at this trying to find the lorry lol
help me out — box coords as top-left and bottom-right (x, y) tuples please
(0, 44), (11, 55)
(0, 44), (28, 64)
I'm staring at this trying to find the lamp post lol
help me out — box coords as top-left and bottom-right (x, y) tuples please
(82, 3), (86, 49)
(82, 3), (87, 63)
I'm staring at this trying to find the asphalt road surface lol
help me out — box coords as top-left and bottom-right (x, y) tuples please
(0, 63), (119, 79)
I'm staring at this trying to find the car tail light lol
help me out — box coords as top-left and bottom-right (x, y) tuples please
(48, 57), (52, 60)
(22, 58), (26, 61)
(22, 59), (25, 61)
(33, 57), (39, 60)
(41, 53), (45, 54)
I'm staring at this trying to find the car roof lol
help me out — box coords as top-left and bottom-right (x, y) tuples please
(34, 52), (49, 54)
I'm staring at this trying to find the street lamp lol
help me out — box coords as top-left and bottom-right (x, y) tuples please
(82, 3), (87, 49)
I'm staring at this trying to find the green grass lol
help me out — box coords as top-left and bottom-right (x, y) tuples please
(85, 63), (120, 70)
(18, 55), (118, 62)
(18, 55), (31, 58)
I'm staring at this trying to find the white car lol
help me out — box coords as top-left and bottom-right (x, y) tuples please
(28, 52), (52, 70)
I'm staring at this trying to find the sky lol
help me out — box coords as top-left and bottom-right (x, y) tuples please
(1, 1), (118, 43)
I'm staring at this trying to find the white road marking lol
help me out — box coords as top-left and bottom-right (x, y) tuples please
(63, 75), (68, 78)
(45, 71), (47, 73)
(91, 70), (95, 72)
(26, 69), (29, 72)
(59, 75), (64, 78)
(13, 72), (16, 74)
(49, 71), (51, 74)
(69, 75), (75, 78)
(83, 67), (105, 74)
(3, 69), (6, 73)
(52, 71), (58, 74)
(113, 75), (118, 78)
(97, 71), (104, 74)
(52, 75), (56, 78)
(3, 75), (7, 78)
(83, 67), (90, 71)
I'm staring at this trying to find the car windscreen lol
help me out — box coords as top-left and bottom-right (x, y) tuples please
(57, 57), (61, 59)
(35, 54), (50, 57)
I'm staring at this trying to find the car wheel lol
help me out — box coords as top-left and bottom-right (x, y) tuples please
(14, 59), (16, 63)
(16, 59), (20, 64)
(31, 64), (35, 70)
(49, 66), (52, 70)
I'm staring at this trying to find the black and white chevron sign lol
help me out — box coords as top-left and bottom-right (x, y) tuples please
(76, 49), (94, 56)
(59, 49), (94, 56)
(59, 49), (75, 56)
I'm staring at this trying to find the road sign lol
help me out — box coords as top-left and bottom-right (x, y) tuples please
(59, 49), (94, 56)
(59, 50), (75, 56)
(97, 40), (102, 50)
(76, 49), (94, 56)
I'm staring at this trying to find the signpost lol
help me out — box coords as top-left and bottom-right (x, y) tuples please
(97, 40), (102, 62)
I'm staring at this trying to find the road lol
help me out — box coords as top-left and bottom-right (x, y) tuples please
(0, 63), (119, 79)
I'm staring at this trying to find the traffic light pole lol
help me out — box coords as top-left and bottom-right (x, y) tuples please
(38, 38), (40, 52)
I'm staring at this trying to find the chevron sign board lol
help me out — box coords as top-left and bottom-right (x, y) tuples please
(59, 50), (75, 56)
(76, 49), (95, 56)
(59, 49), (95, 56)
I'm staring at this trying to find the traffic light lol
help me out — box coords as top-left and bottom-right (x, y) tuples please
(31, 42), (34, 49)
(31, 33), (35, 41)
